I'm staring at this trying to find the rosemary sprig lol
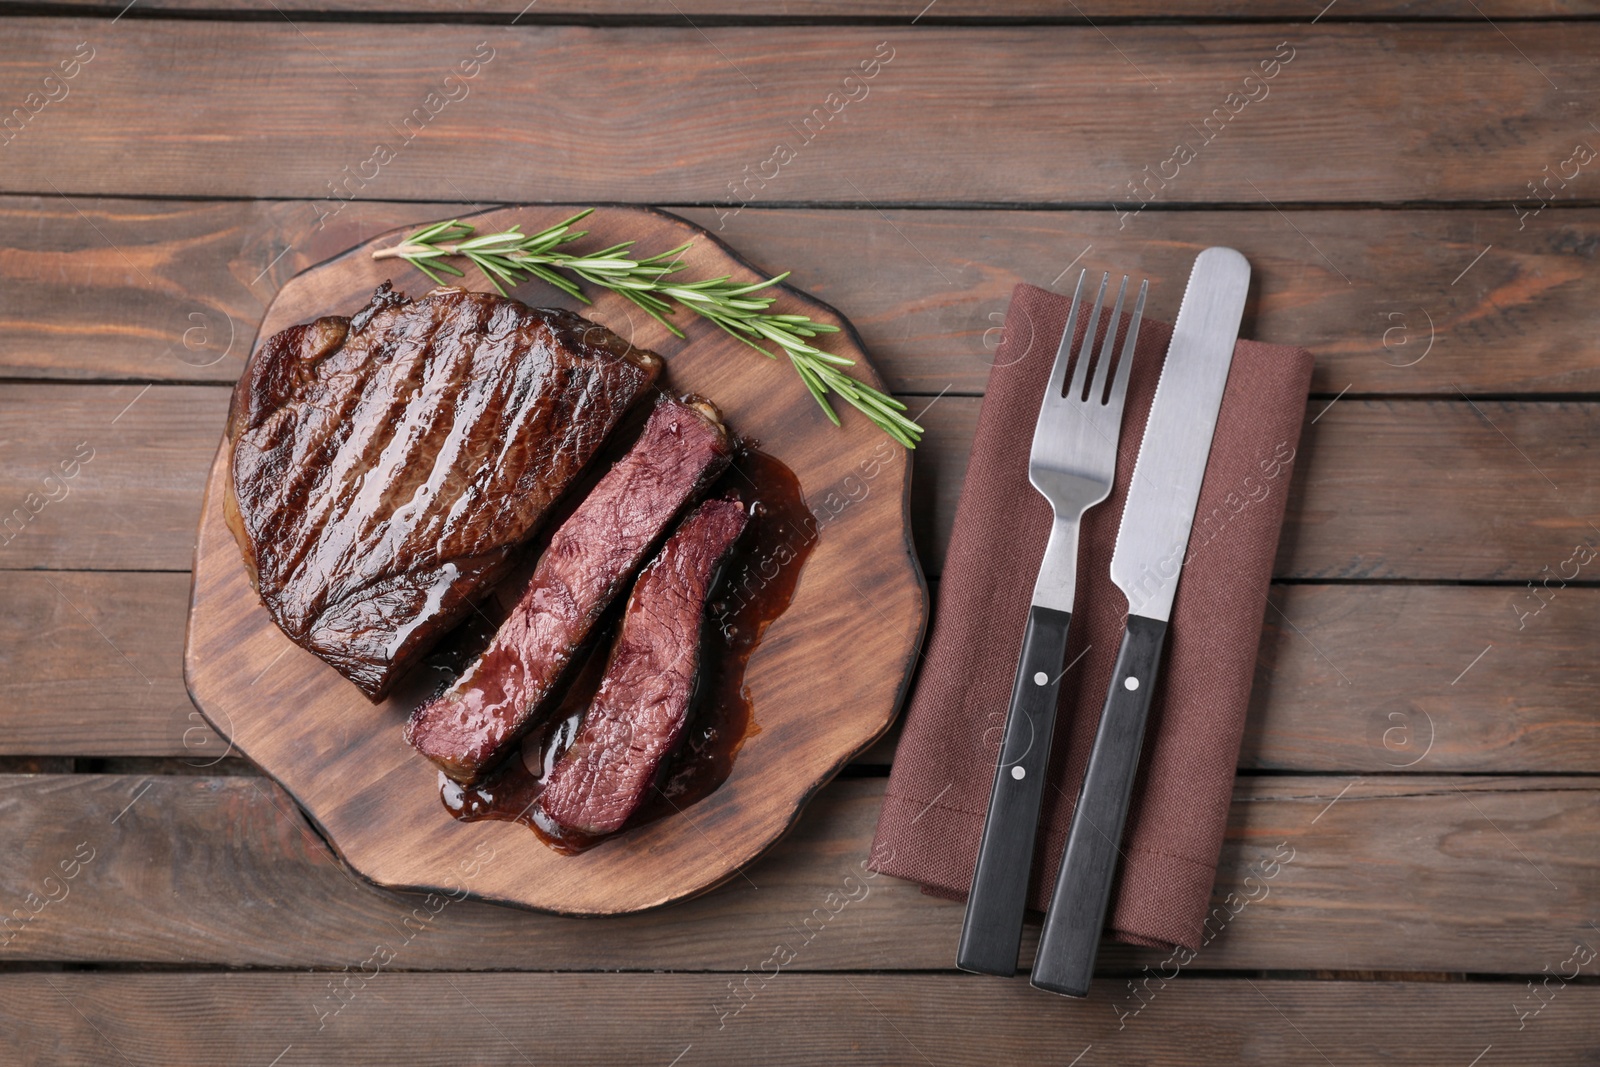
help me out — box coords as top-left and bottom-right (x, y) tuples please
(371, 210), (921, 448)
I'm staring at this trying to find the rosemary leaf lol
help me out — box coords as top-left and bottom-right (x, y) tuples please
(372, 213), (922, 448)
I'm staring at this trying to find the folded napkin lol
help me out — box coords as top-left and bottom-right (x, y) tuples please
(871, 281), (1314, 951)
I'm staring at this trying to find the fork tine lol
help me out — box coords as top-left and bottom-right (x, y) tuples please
(1045, 270), (1088, 402)
(1106, 278), (1149, 412)
(1094, 275), (1130, 404)
(1068, 272), (1109, 401)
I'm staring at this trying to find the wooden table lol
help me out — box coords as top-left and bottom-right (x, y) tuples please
(1, 3), (1597, 1063)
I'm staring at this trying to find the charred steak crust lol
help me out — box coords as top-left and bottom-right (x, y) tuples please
(405, 394), (734, 784)
(225, 282), (663, 701)
(537, 496), (750, 838)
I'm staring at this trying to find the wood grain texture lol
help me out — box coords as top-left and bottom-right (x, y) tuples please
(5, 574), (1596, 771)
(0, 23), (1595, 203)
(913, 395), (1600, 583)
(1246, 584), (1600, 772)
(0, 774), (1595, 974)
(6, 387), (1599, 581)
(688, 207), (1600, 399)
(183, 205), (926, 915)
(1271, 398), (1600, 581)
(8, 574), (1595, 772)
(0, 572), (206, 758)
(0, 197), (447, 384)
(9, 198), (1600, 397)
(0, 384), (217, 570)
(7, 974), (1599, 1067)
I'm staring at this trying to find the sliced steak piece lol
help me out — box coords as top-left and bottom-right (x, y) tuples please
(226, 282), (661, 701)
(537, 497), (749, 838)
(406, 395), (734, 784)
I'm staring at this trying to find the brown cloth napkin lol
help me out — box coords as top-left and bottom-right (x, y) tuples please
(870, 282), (1314, 952)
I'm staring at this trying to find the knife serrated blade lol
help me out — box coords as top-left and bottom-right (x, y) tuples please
(1109, 246), (1251, 621)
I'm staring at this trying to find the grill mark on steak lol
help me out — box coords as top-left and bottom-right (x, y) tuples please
(226, 282), (661, 700)
(405, 395), (734, 784)
(536, 496), (750, 838)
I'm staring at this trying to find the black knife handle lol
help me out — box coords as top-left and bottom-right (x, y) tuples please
(956, 605), (1072, 977)
(1031, 613), (1169, 997)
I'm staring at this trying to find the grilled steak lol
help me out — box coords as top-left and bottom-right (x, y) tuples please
(538, 497), (749, 837)
(226, 282), (662, 700)
(406, 395), (734, 783)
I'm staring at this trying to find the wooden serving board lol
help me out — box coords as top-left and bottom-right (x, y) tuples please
(183, 206), (927, 915)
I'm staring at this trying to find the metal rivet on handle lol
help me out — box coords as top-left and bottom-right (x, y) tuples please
(1033, 672), (1048, 686)
(1125, 676), (1139, 691)
(1011, 766), (1026, 780)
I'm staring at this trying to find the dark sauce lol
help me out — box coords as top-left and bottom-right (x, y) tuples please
(441, 447), (819, 853)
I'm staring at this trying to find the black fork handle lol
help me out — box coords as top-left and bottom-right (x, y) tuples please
(956, 605), (1072, 977)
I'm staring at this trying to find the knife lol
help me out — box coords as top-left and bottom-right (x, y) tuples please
(1029, 247), (1251, 998)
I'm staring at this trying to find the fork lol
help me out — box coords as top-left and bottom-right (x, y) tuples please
(956, 269), (1148, 977)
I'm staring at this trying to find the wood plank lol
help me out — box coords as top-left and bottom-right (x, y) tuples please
(1246, 584), (1600, 772)
(1271, 398), (1600, 581)
(686, 206), (1600, 399)
(0, 572), (201, 758)
(6, 573), (1596, 775)
(9, 197), (1600, 397)
(16, 0), (1597, 16)
(0, 384), (217, 571)
(0, 197), (448, 385)
(865, 580), (1600, 772)
(4, 386), (1598, 580)
(5, 974), (1596, 1067)
(0, 23), (1594, 202)
(914, 394), (1598, 582)
(0, 774), (1593, 973)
